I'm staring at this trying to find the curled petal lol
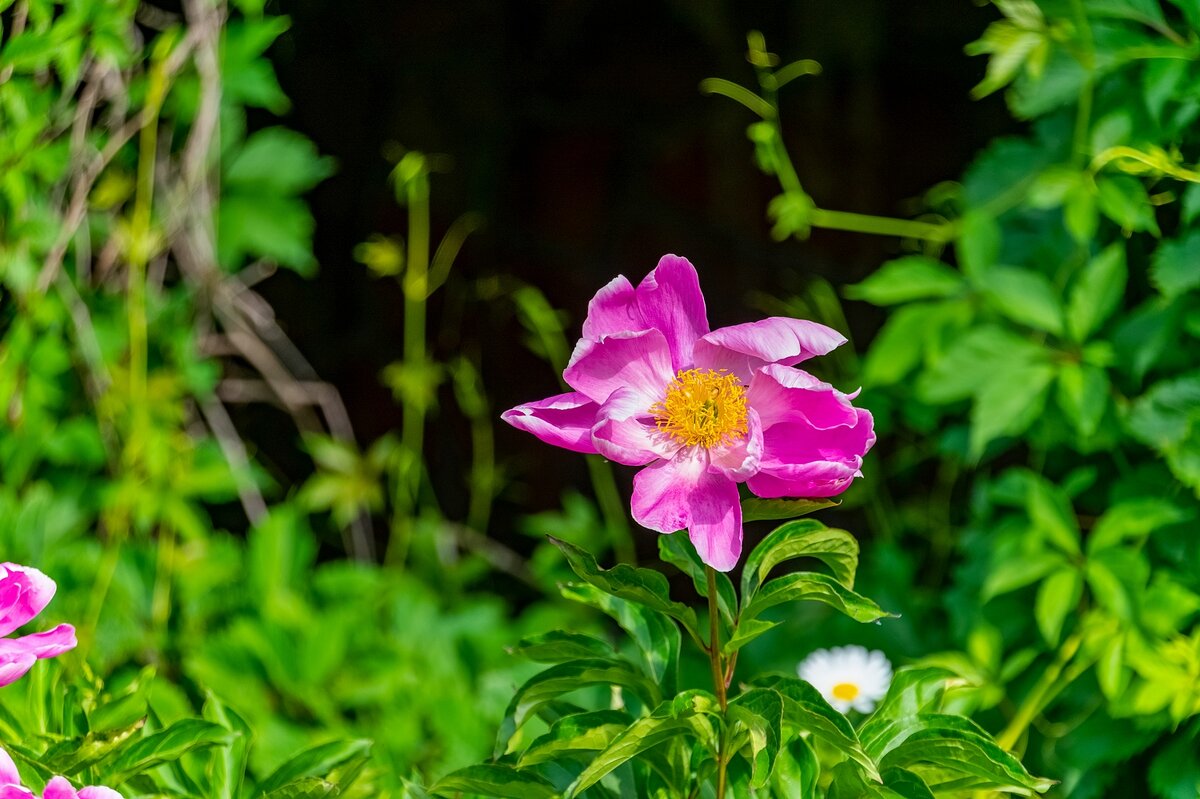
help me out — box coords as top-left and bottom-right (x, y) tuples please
(707, 407), (763, 482)
(747, 407), (876, 498)
(0, 564), (57, 638)
(694, 317), (846, 384)
(0, 787), (34, 799)
(501, 392), (600, 454)
(634, 255), (710, 371)
(592, 389), (678, 466)
(580, 275), (639, 341)
(0, 748), (21, 787)
(4, 624), (77, 660)
(631, 451), (743, 572)
(747, 364), (861, 430)
(42, 778), (78, 799)
(564, 329), (674, 406)
(0, 653), (37, 690)
(78, 788), (125, 799)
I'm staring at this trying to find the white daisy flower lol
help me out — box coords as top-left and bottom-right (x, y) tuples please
(798, 645), (893, 714)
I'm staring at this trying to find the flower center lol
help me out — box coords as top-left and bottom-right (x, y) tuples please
(650, 368), (748, 449)
(831, 682), (860, 701)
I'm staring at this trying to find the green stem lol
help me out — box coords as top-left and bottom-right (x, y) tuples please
(808, 208), (954, 242)
(388, 170), (431, 566)
(706, 567), (729, 798)
(1069, 0), (1095, 170)
(996, 633), (1083, 751)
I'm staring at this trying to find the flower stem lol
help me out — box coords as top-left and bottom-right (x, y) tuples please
(706, 566), (729, 798)
(996, 633), (1083, 751)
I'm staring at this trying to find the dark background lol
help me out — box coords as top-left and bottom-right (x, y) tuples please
(258, 0), (1015, 551)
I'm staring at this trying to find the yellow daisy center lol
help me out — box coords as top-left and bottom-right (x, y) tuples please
(650, 368), (748, 449)
(831, 682), (860, 701)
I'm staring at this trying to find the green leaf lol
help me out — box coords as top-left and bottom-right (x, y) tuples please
(881, 767), (937, 799)
(106, 719), (232, 785)
(550, 536), (700, 637)
(1064, 182), (1099, 243)
(860, 303), (936, 387)
(957, 210), (1001, 279)
(496, 659), (662, 756)
(773, 737), (820, 797)
(969, 361), (1055, 458)
(559, 583), (680, 694)
(658, 531), (736, 625)
(741, 572), (893, 625)
(844, 256), (964, 305)
(1127, 372), (1200, 494)
(721, 617), (783, 656)
(750, 675), (879, 779)
(432, 765), (557, 799)
(519, 710), (633, 766)
(741, 496), (837, 522)
(727, 689), (784, 788)
(1025, 472), (1081, 555)
(225, 128), (335, 195)
(982, 549), (1069, 600)
(978, 266), (1064, 335)
(510, 630), (617, 664)
(740, 520), (859, 601)
(567, 694), (718, 796)
(1087, 499), (1191, 553)
(218, 194), (317, 274)
(203, 693), (251, 799)
(1035, 567), (1083, 646)
(1096, 176), (1159, 235)
(1067, 244), (1128, 341)
(1151, 231), (1200, 299)
(878, 714), (1055, 795)
(859, 668), (954, 761)
(1085, 549), (1145, 622)
(917, 325), (1045, 404)
(1056, 362), (1110, 439)
(258, 740), (373, 795)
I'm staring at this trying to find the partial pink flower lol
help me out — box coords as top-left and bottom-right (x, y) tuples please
(502, 255), (874, 571)
(0, 564), (77, 687)
(0, 750), (122, 799)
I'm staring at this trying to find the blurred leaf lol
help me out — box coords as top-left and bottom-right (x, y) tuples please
(1067, 244), (1128, 341)
(1151, 230), (1200, 298)
(225, 127), (334, 195)
(978, 266), (1064, 335)
(1035, 567), (1083, 646)
(844, 256), (964, 305)
(432, 765), (557, 799)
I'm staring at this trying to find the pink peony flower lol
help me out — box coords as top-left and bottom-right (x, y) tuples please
(0, 563), (77, 687)
(502, 255), (874, 571)
(0, 749), (122, 799)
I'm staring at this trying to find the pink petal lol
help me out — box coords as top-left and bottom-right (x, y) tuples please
(746, 364), (861, 430)
(747, 458), (863, 498)
(591, 388), (679, 466)
(0, 787), (34, 799)
(4, 624), (77, 659)
(747, 407), (875, 498)
(581, 275), (639, 340)
(634, 255), (709, 371)
(0, 748), (21, 787)
(0, 564), (57, 638)
(564, 329), (674, 406)
(78, 787), (124, 799)
(631, 451), (743, 572)
(693, 318), (847, 383)
(42, 778), (78, 799)
(501, 392), (600, 454)
(0, 654), (36, 689)
(707, 408), (763, 482)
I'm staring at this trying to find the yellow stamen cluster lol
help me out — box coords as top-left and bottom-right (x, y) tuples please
(831, 682), (861, 701)
(650, 368), (748, 449)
